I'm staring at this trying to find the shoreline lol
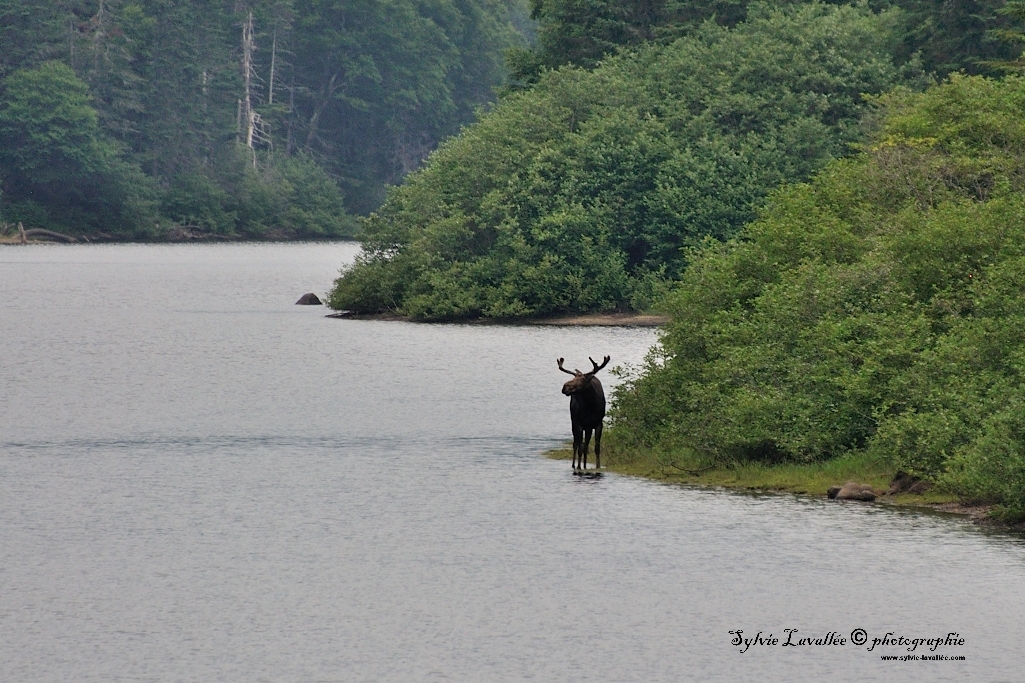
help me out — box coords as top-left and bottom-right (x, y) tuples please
(326, 311), (670, 326)
(544, 445), (1020, 529)
(0, 234), (357, 245)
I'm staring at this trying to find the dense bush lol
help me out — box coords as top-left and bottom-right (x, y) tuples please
(331, 3), (919, 319)
(509, 0), (1023, 84)
(0, 62), (158, 237)
(163, 153), (358, 239)
(0, 62), (356, 240)
(611, 75), (1025, 518)
(0, 0), (528, 238)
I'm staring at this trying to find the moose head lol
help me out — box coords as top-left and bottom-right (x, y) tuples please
(557, 355), (610, 470)
(557, 356), (610, 395)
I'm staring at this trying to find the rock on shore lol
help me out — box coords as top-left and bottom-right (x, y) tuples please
(828, 481), (877, 501)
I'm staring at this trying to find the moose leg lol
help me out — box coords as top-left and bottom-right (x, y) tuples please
(572, 424), (583, 470)
(594, 423), (603, 469)
(582, 429), (592, 470)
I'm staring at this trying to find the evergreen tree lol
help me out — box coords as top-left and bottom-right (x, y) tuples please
(0, 61), (155, 235)
(892, 0), (1019, 74)
(0, 0), (527, 235)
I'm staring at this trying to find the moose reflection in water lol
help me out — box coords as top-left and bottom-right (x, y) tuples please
(557, 355), (610, 472)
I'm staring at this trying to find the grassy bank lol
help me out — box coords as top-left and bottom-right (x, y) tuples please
(545, 439), (961, 509)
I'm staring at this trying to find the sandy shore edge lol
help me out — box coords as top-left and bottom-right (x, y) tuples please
(325, 311), (669, 326)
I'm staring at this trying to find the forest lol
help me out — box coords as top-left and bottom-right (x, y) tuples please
(0, 0), (529, 239)
(331, 3), (924, 317)
(330, 0), (1023, 318)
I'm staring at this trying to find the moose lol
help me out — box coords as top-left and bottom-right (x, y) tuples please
(557, 355), (610, 471)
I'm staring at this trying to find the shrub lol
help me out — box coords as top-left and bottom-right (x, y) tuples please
(611, 75), (1025, 515)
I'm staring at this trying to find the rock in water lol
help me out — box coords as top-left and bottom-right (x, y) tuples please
(296, 292), (322, 305)
(835, 481), (877, 501)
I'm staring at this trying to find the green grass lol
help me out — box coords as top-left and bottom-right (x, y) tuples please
(545, 438), (960, 508)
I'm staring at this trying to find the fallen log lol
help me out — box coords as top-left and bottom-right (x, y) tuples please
(23, 228), (77, 243)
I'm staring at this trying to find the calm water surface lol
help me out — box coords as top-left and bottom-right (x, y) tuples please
(2, 243), (1024, 682)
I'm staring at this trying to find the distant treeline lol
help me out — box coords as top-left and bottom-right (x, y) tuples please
(0, 0), (529, 239)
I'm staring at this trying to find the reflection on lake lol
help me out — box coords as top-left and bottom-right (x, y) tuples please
(1, 243), (1022, 682)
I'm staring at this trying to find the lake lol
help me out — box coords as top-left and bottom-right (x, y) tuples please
(1, 242), (1023, 682)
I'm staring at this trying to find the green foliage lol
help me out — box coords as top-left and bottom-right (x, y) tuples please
(941, 406), (1025, 520)
(233, 153), (358, 238)
(0, 61), (104, 181)
(0, 61), (157, 236)
(162, 172), (237, 235)
(612, 74), (1025, 514)
(508, 0), (752, 85)
(511, 0), (1025, 82)
(0, 0), (528, 237)
(890, 0), (1021, 76)
(332, 3), (915, 319)
(275, 0), (527, 213)
(162, 153), (357, 238)
(274, 155), (358, 237)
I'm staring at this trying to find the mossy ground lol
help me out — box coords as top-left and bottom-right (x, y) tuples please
(545, 441), (961, 510)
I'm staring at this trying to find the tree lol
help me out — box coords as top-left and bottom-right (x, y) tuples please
(890, 0), (1020, 75)
(0, 61), (156, 235)
(330, 3), (920, 320)
(610, 74), (1025, 518)
(287, 0), (525, 212)
(978, 0), (1025, 72)
(507, 0), (755, 85)
(0, 0), (530, 235)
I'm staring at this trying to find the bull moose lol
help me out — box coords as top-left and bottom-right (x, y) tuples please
(557, 355), (610, 470)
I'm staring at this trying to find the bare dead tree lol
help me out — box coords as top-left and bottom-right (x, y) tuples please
(268, 28), (277, 106)
(239, 11), (271, 166)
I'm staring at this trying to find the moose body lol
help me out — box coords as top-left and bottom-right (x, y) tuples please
(558, 356), (610, 470)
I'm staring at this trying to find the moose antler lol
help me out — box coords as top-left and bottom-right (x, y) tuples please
(557, 358), (582, 376)
(589, 356), (611, 374)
